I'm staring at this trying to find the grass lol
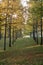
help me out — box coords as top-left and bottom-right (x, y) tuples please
(0, 37), (43, 65)
(0, 37), (36, 50)
(12, 38), (36, 50)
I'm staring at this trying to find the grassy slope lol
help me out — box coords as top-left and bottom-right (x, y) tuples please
(0, 38), (43, 65)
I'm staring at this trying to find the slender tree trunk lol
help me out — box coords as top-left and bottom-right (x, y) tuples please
(9, 24), (11, 47)
(36, 21), (38, 44)
(9, 15), (12, 47)
(12, 26), (14, 45)
(40, 17), (42, 45)
(14, 30), (16, 42)
(36, 28), (38, 45)
(0, 21), (1, 40)
(4, 23), (7, 50)
(15, 30), (17, 39)
(40, 0), (42, 45)
(33, 24), (36, 41)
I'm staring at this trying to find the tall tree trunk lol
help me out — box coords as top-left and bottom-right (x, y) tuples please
(40, 0), (42, 45)
(35, 21), (38, 44)
(40, 17), (42, 45)
(33, 24), (36, 41)
(12, 26), (14, 45)
(0, 21), (1, 40)
(9, 24), (11, 47)
(9, 15), (12, 47)
(15, 30), (18, 39)
(4, 23), (7, 50)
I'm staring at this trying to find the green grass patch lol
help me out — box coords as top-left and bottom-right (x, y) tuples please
(0, 38), (43, 65)
(12, 38), (36, 50)
(0, 38), (36, 50)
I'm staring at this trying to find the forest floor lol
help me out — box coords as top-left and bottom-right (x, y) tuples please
(0, 38), (43, 65)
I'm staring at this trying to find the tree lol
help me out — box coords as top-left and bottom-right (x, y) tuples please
(0, 19), (2, 40)
(28, 0), (43, 45)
